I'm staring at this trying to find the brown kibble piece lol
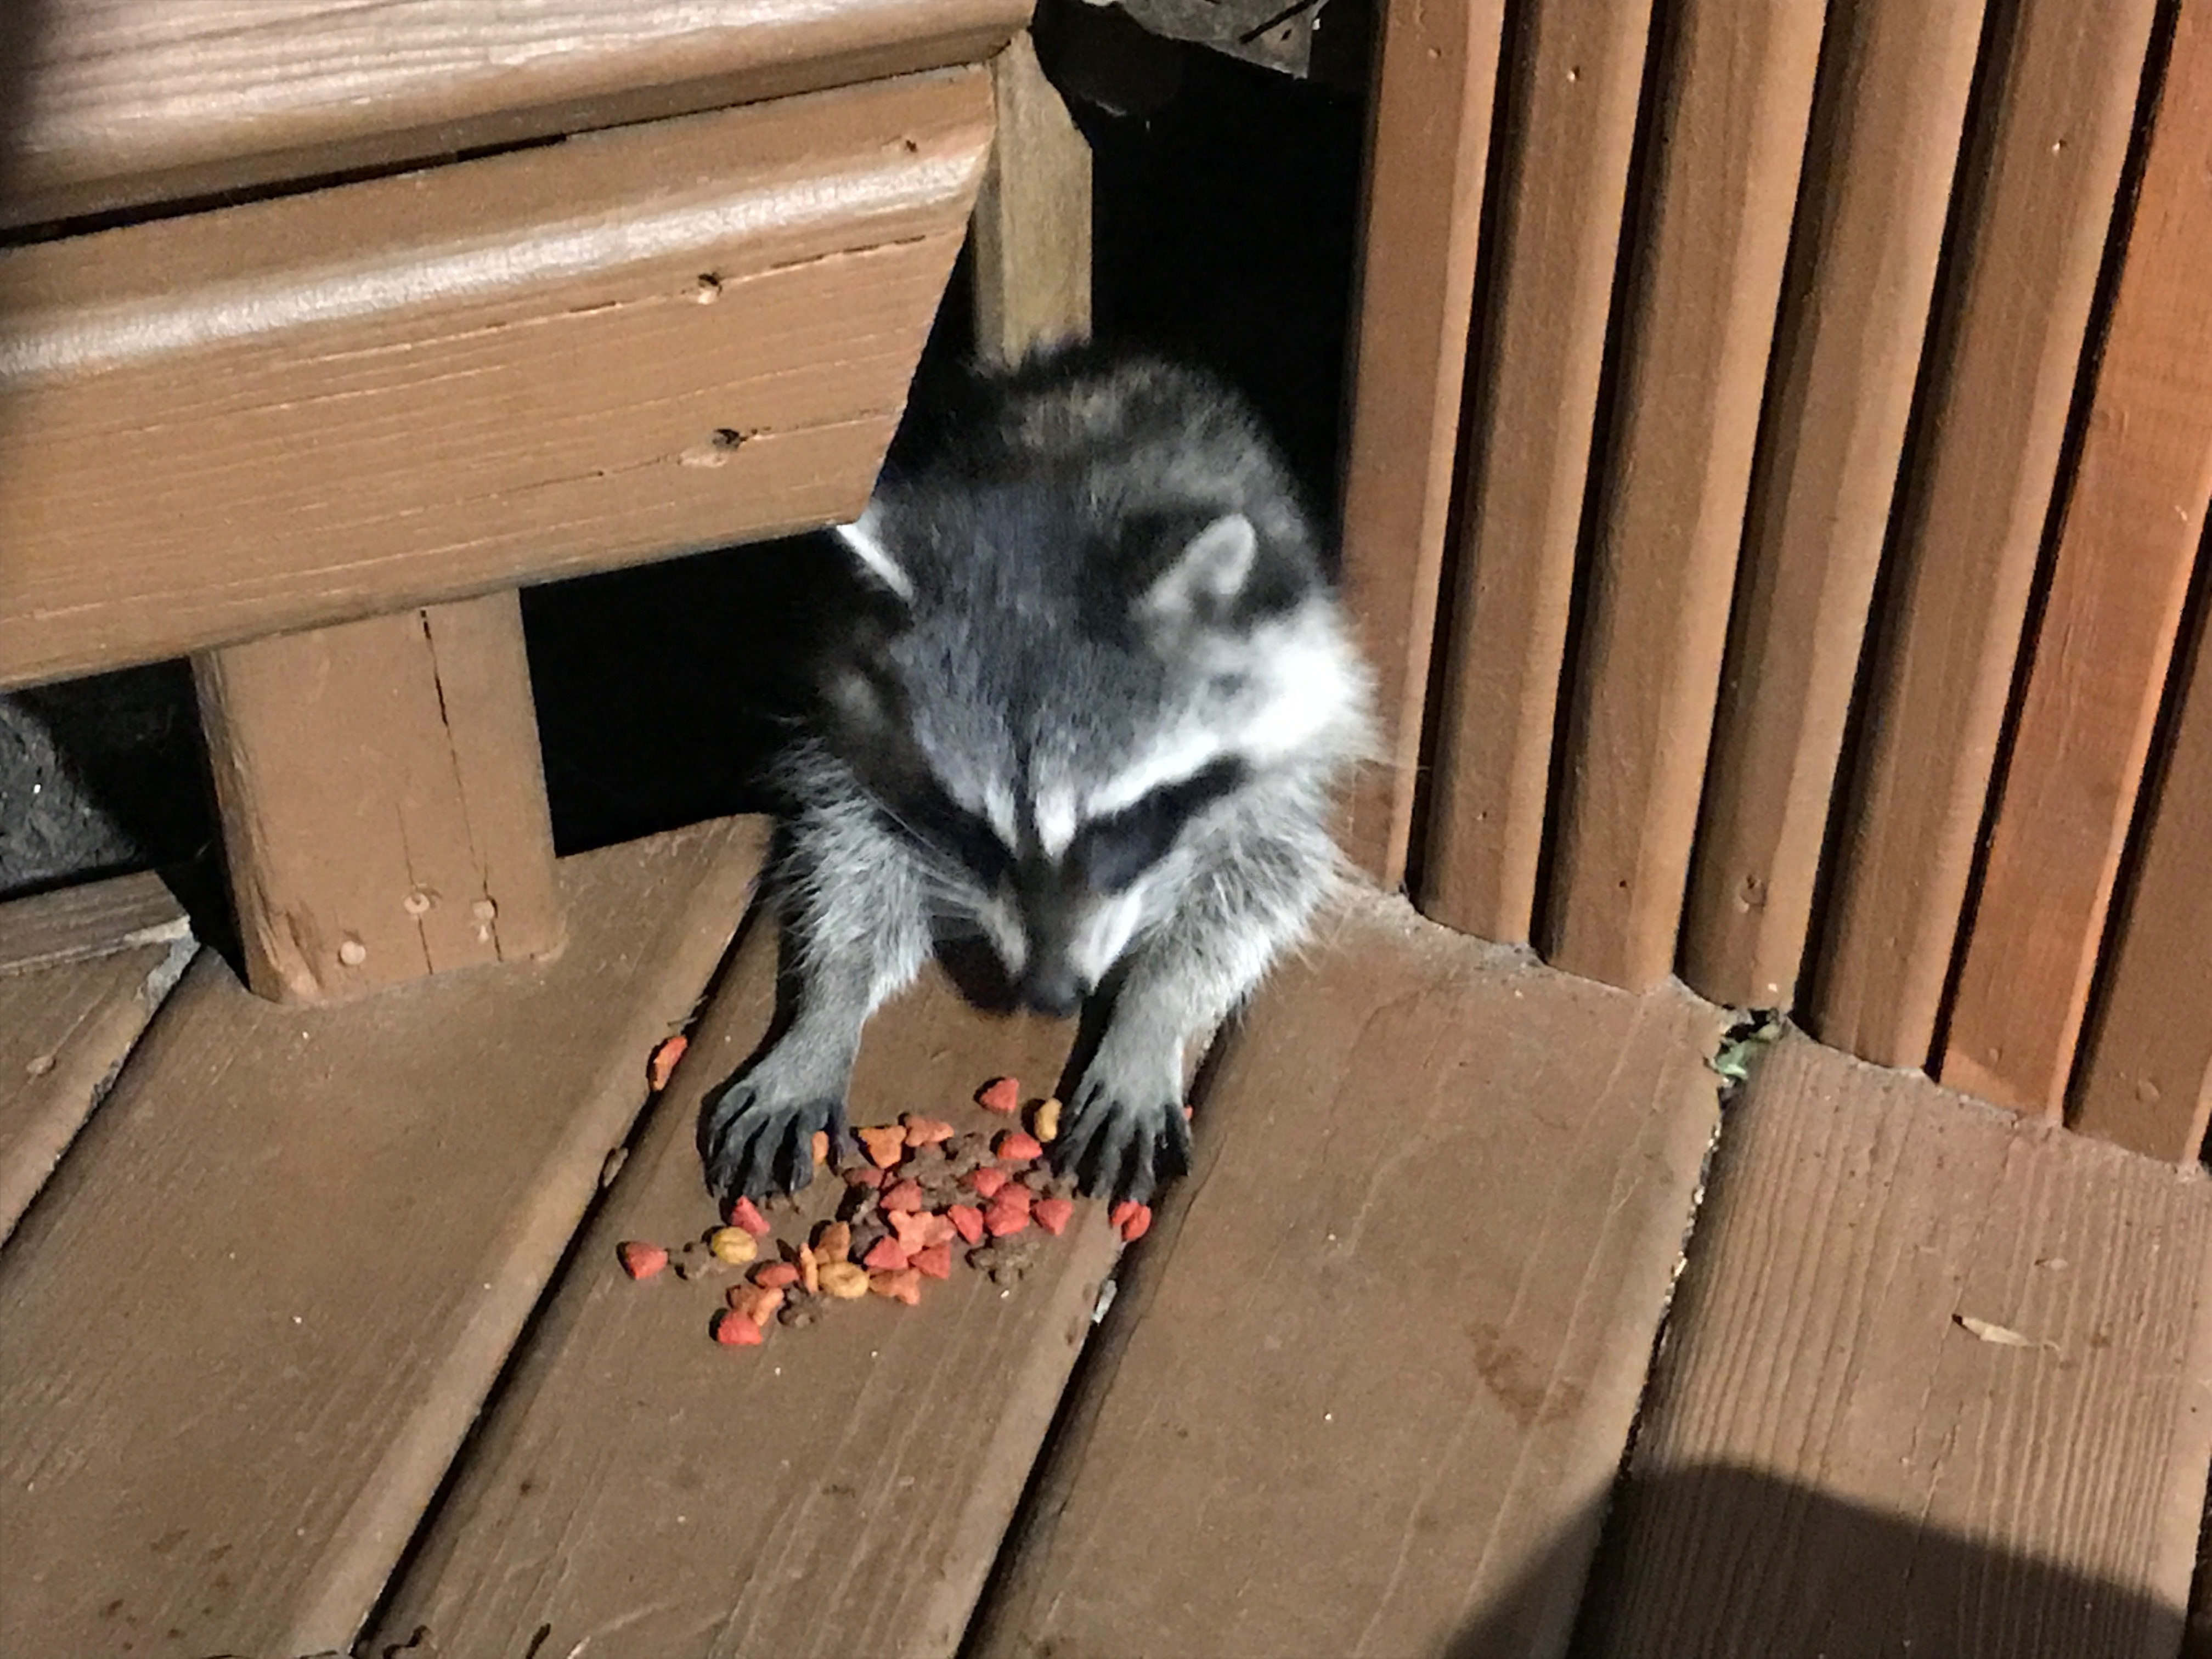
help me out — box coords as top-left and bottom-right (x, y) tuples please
(819, 1261), (870, 1299)
(844, 1163), (885, 1190)
(858, 1125), (908, 1169)
(727, 1282), (785, 1325)
(779, 1300), (821, 1329)
(870, 1267), (923, 1305)
(814, 1220), (853, 1262)
(977, 1076), (1021, 1114)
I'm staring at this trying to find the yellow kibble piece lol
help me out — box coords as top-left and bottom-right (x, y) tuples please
(1031, 1096), (1063, 1144)
(818, 1260), (870, 1300)
(708, 1226), (758, 1266)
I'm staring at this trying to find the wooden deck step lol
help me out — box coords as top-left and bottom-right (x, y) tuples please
(368, 896), (1122, 1658)
(1576, 1030), (2212, 1658)
(0, 820), (764, 1658)
(969, 894), (1729, 1658)
(0, 872), (194, 1243)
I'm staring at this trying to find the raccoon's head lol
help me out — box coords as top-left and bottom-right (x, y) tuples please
(813, 486), (1370, 1017)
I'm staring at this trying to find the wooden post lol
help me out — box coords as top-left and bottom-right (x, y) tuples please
(971, 32), (1092, 364)
(195, 591), (563, 1003)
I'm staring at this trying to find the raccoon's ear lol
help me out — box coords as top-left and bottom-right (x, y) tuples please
(834, 504), (914, 604)
(1138, 512), (1258, 624)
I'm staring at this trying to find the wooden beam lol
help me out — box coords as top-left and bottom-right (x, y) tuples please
(1577, 1031), (2212, 1658)
(1805, 0), (2159, 1066)
(1335, 0), (1509, 887)
(0, 70), (994, 689)
(970, 31), (1093, 364)
(194, 591), (562, 1003)
(1677, 0), (1987, 1011)
(2070, 562), (2212, 1165)
(1542, 0), (1827, 991)
(1415, 0), (1657, 945)
(4, 0), (1025, 226)
(1941, 7), (2212, 1119)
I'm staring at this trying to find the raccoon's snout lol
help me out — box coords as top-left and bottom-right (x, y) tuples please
(1014, 961), (1090, 1019)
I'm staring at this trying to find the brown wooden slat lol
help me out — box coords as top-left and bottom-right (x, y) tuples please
(0, 821), (764, 1657)
(1677, 0), (1987, 1011)
(5, 0), (1026, 227)
(971, 32), (1092, 365)
(1543, 0), (1827, 991)
(968, 895), (1726, 1659)
(2073, 575), (2212, 1164)
(1417, 0), (1656, 944)
(369, 915), (1122, 1657)
(0, 867), (185, 975)
(1807, 0), (2159, 1066)
(0, 70), (992, 689)
(194, 590), (562, 1003)
(1577, 1030), (2212, 1658)
(1940, 9), (2212, 1119)
(1336, 0), (1510, 887)
(0, 940), (188, 1244)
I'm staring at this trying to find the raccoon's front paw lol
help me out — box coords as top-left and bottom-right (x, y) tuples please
(1051, 1076), (1192, 1206)
(698, 1075), (845, 1202)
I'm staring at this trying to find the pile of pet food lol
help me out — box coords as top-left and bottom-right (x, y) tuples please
(617, 1076), (1153, 1348)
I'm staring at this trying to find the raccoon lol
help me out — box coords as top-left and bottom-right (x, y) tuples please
(699, 348), (1374, 1205)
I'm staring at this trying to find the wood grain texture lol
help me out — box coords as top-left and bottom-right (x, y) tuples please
(1336, 0), (1510, 887)
(1678, 0), (1987, 1010)
(0, 940), (189, 1244)
(194, 591), (562, 1004)
(968, 894), (1726, 1659)
(5, 0), (1026, 226)
(0, 821), (764, 1658)
(370, 915), (1124, 1658)
(1808, 0), (2159, 1066)
(0, 868), (186, 975)
(1578, 1030), (2212, 1657)
(2074, 575), (2212, 1164)
(1417, 0), (1656, 944)
(1543, 0), (1827, 991)
(972, 31), (1092, 363)
(1941, 9), (2212, 1119)
(0, 71), (992, 688)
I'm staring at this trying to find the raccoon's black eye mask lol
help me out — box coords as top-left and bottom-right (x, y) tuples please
(1073, 756), (1248, 892)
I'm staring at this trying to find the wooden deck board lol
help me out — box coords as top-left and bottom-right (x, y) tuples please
(369, 905), (1122, 1658)
(1577, 1030), (2212, 1657)
(0, 869), (188, 975)
(968, 894), (1727, 1659)
(0, 820), (764, 1658)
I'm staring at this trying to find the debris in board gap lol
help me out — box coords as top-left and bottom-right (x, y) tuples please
(1954, 1313), (2052, 1351)
(613, 1077), (1165, 1350)
(647, 1034), (689, 1091)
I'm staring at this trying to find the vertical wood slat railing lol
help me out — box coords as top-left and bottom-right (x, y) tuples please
(1341, 0), (2207, 1163)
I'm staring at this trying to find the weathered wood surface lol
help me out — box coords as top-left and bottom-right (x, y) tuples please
(969, 895), (1726, 1658)
(1542, 0), (1826, 992)
(1941, 7), (2212, 1119)
(368, 915), (1123, 1658)
(1678, 0), (1987, 1011)
(0, 70), (992, 689)
(971, 32), (1092, 365)
(1336, 0), (1509, 887)
(0, 868), (185, 975)
(3, 0), (1026, 226)
(0, 821), (763, 1657)
(1578, 1030), (2212, 1657)
(194, 591), (562, 1003)
(1417, 0), (1655, 945)
(1808, 0), (2159, 1066)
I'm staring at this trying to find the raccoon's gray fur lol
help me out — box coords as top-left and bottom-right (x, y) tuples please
(700, 348), (1374, 1204)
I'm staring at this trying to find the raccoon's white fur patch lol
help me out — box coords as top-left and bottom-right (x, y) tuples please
(834, 506), (912, 602)
(1034, 788), (1080, 857)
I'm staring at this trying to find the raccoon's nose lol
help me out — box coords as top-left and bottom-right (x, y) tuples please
(1017, 965), (1088, 1019)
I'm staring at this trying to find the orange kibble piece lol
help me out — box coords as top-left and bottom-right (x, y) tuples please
(992, 1182), (1033, 1214)
(795, 1243), (821, 1295)
(870, 1267), (923, 1306)
(810, 1129), (831, 1166)
(647, 1033), (688, 1091)
(617, 1240), (668, 1280)
(888, 1210), (932, 1253)
(901, 1113), (955, 1147)
(1032, 1196), (1075, 1236)
(814, 1220), (853, 1261)
(862, 1236), (911, 1272)
(726, 1196), (770, 1236)
(858, 1125), (908, 1169)
(961, 1166), (1010, 1200)
(977, 1076), (1022, 1114)
(1108, 1200), (1141, 1229)
(727, 1283), (784, 1325)
(984, 1198), (1031, 1238)
(946, 1204), (985, 1245)
(752, 1260), (800, 1290)
(1116, 1203), (1153, 1243)
(879, 1178), (924, 1214)
(819, 1260), (870, 1299)
(715, 1310), (765, 1346)
(994, 1130), (1044, 1163)
(911, 1242), (952, 1280)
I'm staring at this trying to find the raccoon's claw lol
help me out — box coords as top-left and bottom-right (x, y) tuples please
(1051, 1083), (1192, 1206)
(698, 1080), (845, 1201)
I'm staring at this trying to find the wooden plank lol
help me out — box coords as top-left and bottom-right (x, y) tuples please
(968, 895), (1727, 1658)
(5, 0), (1026, 227)
(1416, 0), (1656, 945)
(1941, 10), (2212, 1119)
(1678, 0), (1988, 1010)
(0, 820), (765, 1657)
(0, 868), (186, 975)
(1542, 0), (1827, 991)
(0, 70), (994, 689)
(1807, 0), (2159, 1067)
(369, 911), (1124, 1656)
(194, 591), (562, 1003)
(2074, 579), (2212, 1164)
(1577, 1030), (2212, 1657)
(1335, 0), (1509, 887)
(0, 940), (190, 1244)
(971, 32), (1092, 364)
